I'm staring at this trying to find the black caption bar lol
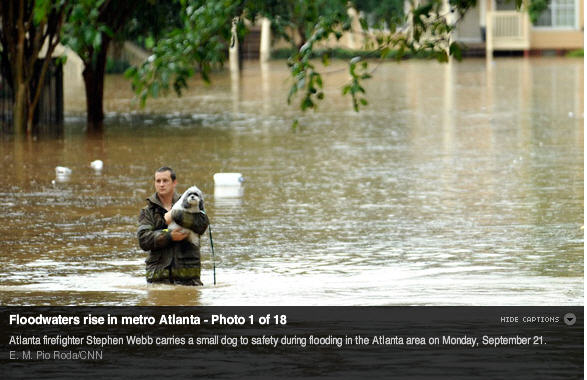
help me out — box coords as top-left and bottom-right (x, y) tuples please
(1, 307), (583, 379)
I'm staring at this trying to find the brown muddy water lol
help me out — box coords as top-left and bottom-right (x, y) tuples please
(0, 58), (583, 306)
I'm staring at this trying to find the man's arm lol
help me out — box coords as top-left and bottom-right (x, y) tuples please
(170, 210), (210, 235)
(137, 208), (173, 251)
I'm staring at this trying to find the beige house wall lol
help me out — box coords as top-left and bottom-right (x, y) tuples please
(455, 3), (482, 42)
(530, 30), (584, 50)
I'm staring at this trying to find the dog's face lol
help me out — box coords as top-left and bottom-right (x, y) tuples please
(181, 186), (204, 211)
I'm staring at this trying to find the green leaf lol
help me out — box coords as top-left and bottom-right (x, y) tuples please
(145, 36), (155, 49)
(301, 96), (314, 111)
(92, 32), (102, 50)
(315, 75), (323, 88)
(287, 84), (298, 104)
(100, 25), (114, 38)
(33, 0), (50, 25)
(359, 17), (369, 31)
(436, 51), (449, 63)
(84, 29), (94, 45)
(125, 65), (137, 77)
(449, 42), (462, 61)
(55, 54), (68, 66)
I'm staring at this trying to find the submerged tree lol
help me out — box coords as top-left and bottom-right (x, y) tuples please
(0, 0), (71, 134)
(62, 0), (182, 132)
(62, 0), (141, 132)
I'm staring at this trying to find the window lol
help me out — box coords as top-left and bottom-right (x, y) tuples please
(534, 0), (577, 28)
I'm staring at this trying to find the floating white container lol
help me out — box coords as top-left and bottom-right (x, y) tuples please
(90, 160), (103, 171)
(214, 173), (244, 199)
(54, 166), (71, 183)
(55, 166), (72, 176)
(213, 173), (244, 186)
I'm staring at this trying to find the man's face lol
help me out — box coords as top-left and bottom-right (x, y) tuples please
(154, 170), (176, 198)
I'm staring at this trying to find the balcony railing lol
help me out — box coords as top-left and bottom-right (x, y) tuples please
(486, 11), (530, 55)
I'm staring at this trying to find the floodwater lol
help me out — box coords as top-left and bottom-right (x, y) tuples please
(0, 58), (583, 306)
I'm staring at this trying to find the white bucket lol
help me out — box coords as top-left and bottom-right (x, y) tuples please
(213, 173), (244, 186)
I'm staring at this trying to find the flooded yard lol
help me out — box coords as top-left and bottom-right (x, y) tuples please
(0, 57), (583, 305)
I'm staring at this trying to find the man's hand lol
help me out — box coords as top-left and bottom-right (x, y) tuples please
(170, 228), (189, 241)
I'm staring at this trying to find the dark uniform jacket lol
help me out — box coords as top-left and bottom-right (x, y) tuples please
(137, 192), (209, 284)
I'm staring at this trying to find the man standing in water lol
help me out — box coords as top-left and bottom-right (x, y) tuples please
(137, 167), (209, 285)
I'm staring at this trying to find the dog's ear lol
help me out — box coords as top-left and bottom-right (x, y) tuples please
(194, 188), (204, 211)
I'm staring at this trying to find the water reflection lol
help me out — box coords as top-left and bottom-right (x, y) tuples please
(0, 58), (583, 306)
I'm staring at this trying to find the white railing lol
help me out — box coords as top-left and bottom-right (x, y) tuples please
(486, 11), (530, 55)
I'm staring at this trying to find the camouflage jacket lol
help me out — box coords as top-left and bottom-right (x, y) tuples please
(137, 192), (209, 283)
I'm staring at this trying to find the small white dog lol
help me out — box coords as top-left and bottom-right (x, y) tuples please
(168, 186), (205, 247)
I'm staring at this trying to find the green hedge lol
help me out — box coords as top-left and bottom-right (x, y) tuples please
(566, 49), (583, 58)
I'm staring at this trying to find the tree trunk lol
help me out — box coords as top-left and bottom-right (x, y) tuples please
(76, 0), (139, 134)
(83, 68), (104, 132)
(83, 38), (110, 133)
(12, 82), (27, 135)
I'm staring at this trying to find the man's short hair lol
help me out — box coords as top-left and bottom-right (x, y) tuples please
(155, 166), (176, 181)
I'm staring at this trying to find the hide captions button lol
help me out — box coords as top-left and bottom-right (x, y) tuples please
(563, 313), (576, 326)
